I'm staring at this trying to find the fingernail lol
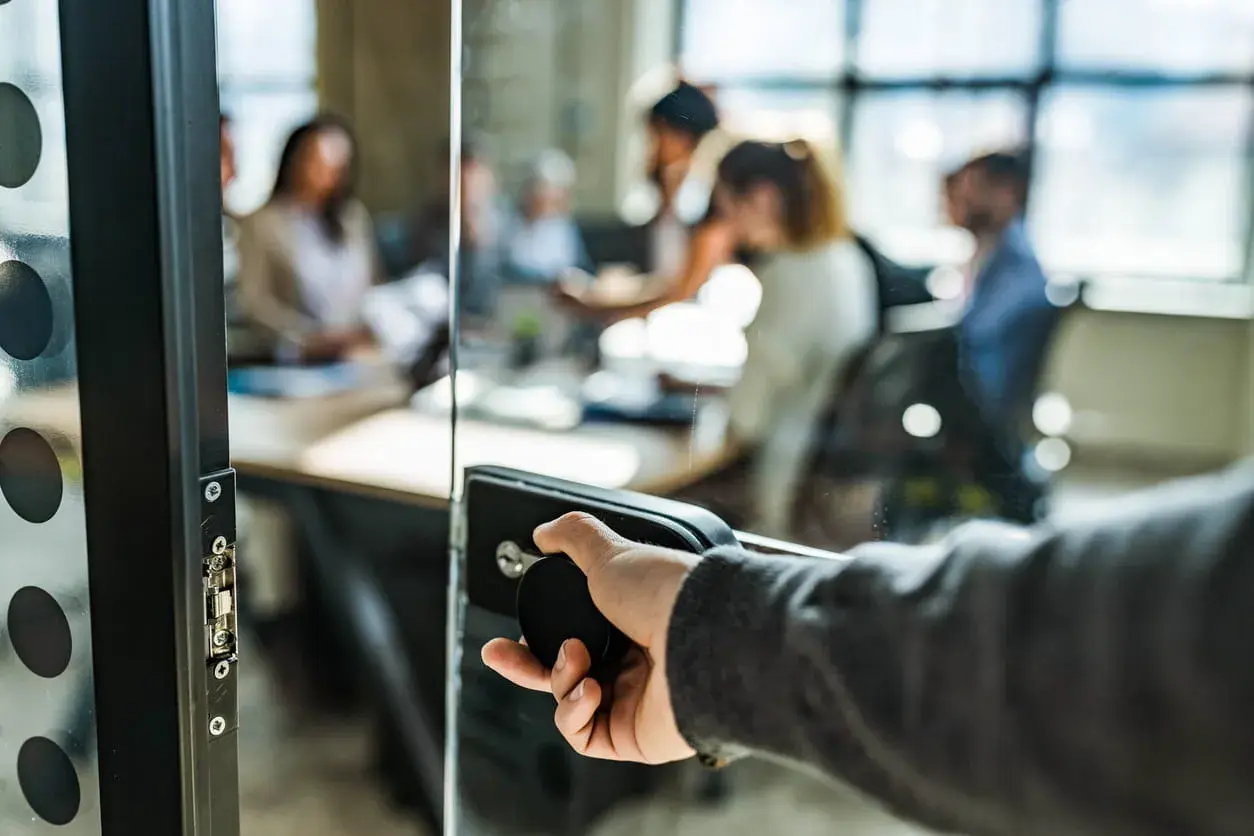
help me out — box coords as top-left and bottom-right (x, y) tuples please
(555, 641), (567, 671)
(571, 680), (585, 702)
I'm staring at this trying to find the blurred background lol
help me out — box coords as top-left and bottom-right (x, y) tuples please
(1, 0), (1252, 835)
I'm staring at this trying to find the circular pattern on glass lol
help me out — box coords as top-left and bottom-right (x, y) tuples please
(0, 83), (42, 189)
(7, 587), (72, 678)
(17, 737), (80, 825)
(0, 261), (54, 360)
(0, 428), (64, 523)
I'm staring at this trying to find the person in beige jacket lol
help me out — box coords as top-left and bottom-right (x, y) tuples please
(235, 114), (382, 364)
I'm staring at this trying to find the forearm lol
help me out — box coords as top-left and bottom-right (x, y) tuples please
(667, 464), (1254, 836)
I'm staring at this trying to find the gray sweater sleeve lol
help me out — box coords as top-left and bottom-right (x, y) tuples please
(665, 463), (1254, 836)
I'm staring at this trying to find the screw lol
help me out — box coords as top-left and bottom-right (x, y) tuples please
(213, 660), (231, 680)
(212, 630), (233, 648)
(204, 481), (222, 503)
(209, 716), (227, 736)
(207, 555), (227, 573)
(211, 536), (227, 556)
(495, 541), (541, 580)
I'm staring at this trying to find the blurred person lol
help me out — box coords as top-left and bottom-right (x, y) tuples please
(220, 112), (265, 364)
(951, 151), (1058, 428)
(484, 461), (1254, 836)
(504, 149), (591, 283)
(411, 138), (510, 319)
(671, 139), (877, 539)
(220, 113), (240, 297)
(559, 81), (738, 322)
(236, 114), (381, 363)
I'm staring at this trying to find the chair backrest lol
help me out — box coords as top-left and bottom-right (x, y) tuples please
(852, 234), (935, 334)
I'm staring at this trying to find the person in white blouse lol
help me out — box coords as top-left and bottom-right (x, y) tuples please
(237, 115), (381, 364)
(704, 138), (878, 538)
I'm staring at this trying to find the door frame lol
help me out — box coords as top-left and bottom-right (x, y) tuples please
(60, 0), (237, 832)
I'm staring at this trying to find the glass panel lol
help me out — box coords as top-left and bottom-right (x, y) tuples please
(214, 0), (316, 84)
(681, 0), (844, 82)
(1058, 0), (1254, 73)
(215, 0), (319, 216)
(0, 0), (102, 832)
(448, 3), (1254, 836)
(1030, 86), (1252, 281)
(847, 90), (1029, 265)
(856, 0), (1041, 79)
(216, 88), (318, 215)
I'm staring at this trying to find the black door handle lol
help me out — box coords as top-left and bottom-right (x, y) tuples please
(515, 554), (630, 680)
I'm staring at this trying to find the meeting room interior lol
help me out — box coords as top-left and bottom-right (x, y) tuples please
(2, 0), (1253, 834)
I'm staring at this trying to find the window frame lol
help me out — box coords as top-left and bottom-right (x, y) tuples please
(677, 0), (1254, 304)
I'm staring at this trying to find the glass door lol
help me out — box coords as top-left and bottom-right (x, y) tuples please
(442, 1), (1254, 835)
(1, 0), (237, 833)
(441, 2), (955, 833)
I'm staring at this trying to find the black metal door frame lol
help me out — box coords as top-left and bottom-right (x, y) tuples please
(60, 0), (238, 833)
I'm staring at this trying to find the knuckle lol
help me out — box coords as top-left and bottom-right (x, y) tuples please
(557, 511), (599, 531)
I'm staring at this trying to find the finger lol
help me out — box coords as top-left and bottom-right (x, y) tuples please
(534, 512), (631, 576)
(550, 639), (592, 703)
(608, 651), (650, 762)
(554, 679), (622, 761)
(481, 638), (550, 692)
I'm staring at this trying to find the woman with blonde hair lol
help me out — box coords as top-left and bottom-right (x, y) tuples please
(679, 138), (877, 540)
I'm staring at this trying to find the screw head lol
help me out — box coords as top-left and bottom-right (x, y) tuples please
(209, 716), (227, 736)
(204, 481), (222, 503)
(495, 541), (527, 579)
(208, 555), (227, 573)
(212, 630), (233, 648)
(211, 536), (228, 556)
(213, 660), (231, 680)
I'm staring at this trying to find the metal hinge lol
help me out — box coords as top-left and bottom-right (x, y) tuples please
(200, 468), (238, 739)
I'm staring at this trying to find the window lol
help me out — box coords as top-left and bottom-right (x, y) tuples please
(856, 0), (1042, 79)
(215, 0), (317, 215)
(849, 90), (1027, 263)
(681, 0), (844, 81)
(1032, 86), (1252, 280)
(1057, 0), (1254, 74)
(680, 0), (1254, 287)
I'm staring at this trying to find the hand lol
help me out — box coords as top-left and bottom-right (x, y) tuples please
(482, 513), (701, 764)
(301, 327), (372, 363)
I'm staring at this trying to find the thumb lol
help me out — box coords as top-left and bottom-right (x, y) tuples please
(533, 512), (631, 577)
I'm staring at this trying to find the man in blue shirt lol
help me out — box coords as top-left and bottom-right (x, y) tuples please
(951, 152), (1060, 432)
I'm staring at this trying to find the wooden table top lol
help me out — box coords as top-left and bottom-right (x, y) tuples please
(1, 377), (733, 508)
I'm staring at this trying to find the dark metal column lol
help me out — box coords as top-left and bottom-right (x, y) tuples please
(58, 0), (236, 833)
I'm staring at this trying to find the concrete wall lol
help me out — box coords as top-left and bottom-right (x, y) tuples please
(462, 0), (673, 213)
(317, 0), (451, 213)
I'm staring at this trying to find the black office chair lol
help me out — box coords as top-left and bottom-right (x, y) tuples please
(801, 286), (1076, 545)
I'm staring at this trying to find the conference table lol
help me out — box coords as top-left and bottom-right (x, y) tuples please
(1, 367), (734, 825)
(1, 371), (733, 504)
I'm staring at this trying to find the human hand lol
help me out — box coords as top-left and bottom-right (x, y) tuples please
(481, 513), (701, 764)
(301, 327), (373, 363)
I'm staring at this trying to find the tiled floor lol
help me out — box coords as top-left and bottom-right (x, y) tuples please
(235, 636), (425, 836)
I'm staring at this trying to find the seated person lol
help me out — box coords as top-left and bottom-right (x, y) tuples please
(673, 139), (878, 539)
(560, 80), (738, 322)
(950, 151), (1059, 431)
(504, 149), (591, 283)
(236, 115), (381, 363)
(219, 112), (248, 359)
(411, 139), (509, 320)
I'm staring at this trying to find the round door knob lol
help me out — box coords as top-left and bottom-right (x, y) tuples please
(516, 555), (630, 680)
